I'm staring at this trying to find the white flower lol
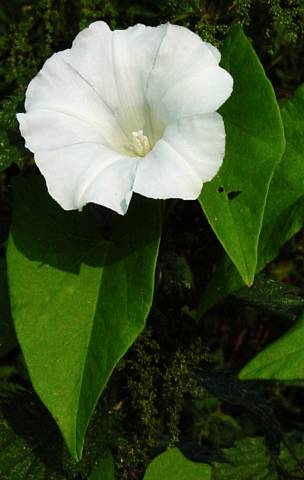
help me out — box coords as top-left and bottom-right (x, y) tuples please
(17, 22), (233, 215)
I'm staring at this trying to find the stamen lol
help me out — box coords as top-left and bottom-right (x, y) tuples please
(131, 130), (151, 156)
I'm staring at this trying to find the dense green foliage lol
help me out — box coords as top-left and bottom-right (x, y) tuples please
(1, 0), (304, 173)
(1, 1), (304, 480)
(1, 0), (304, 97)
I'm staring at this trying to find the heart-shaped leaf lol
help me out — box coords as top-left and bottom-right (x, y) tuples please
(7, 177), (161, 460)
(200, 25), (285, 286)
(143, 448), (212, 480)
(198, 83), (304, 316)
(0, 259), (17, 358)
(240, 313), (304, 380)
(89, 450), (114, 480)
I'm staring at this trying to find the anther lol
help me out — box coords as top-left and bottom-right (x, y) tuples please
(131, 130), (151, 156)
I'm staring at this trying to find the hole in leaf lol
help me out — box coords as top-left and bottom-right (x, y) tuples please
(227, 190), (242, 200)
(218, 186), (225, 193)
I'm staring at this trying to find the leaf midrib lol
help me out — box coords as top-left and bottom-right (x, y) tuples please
(73, 240), (110, 459)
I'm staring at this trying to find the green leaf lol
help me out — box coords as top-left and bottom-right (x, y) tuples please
(233, 275), (304, 319)
(257, 84), (304, 269)
(0, 388), (67, 479)
(7, 176), (161, 460)
(239, 313), (304, 380)
(197, 253), (243, 317)
(213, 435), (304, 479)
(199, 25), (285, 286)
(0, 386), (112, 479)
(0, 259), (17, 358)
(143, 448), (212, 480)
(89, 450), (114, 480)
(198, 83), (304, 317)
(212, 437), (274, 480)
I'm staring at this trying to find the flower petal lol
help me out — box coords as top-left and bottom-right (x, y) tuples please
(24, 50), (129, 153)
(146, 24), (233, 123)
(35, 144), (139, 214)
(150, 66), (233, 124)
(60, 21), (168, 137)
(18, 21), (232, 215)
(17, 110), (106, 152)
(133, 112), (225, 199)
(206, 42), (221, 62)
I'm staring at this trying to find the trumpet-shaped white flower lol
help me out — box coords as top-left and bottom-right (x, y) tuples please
(17, 22), (233, 215)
